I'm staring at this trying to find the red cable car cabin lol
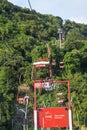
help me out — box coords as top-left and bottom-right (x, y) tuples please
(16, 84), (30, 105)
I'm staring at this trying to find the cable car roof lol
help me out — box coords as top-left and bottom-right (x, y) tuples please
(33, 61), (50, 65)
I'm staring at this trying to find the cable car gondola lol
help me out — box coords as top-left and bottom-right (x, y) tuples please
(31, 58), (52, 80)
(31, 58), (56, 91)
(16, 84), (30, 105)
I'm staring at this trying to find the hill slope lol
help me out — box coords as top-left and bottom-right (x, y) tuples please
(0, 0), (87, 130)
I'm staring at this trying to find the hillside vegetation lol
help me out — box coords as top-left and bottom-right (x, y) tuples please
(0, 0), (87, 130)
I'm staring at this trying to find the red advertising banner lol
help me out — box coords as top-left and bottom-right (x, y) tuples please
(37, 107), (69, 128)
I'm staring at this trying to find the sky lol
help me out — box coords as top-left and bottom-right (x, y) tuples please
(7, 0), (87, 24)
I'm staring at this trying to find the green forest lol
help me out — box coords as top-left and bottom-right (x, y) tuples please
(0, 0), (87, 130)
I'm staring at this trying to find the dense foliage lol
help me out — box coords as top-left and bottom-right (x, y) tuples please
(0, 0), (87, 129)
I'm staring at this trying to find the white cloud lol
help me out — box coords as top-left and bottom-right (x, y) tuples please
(70, 16), (87, 24)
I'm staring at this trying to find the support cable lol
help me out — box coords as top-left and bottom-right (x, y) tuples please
(28, 0), (32, 11)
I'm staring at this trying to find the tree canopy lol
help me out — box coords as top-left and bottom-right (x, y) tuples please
(0, 0), (87, 130)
